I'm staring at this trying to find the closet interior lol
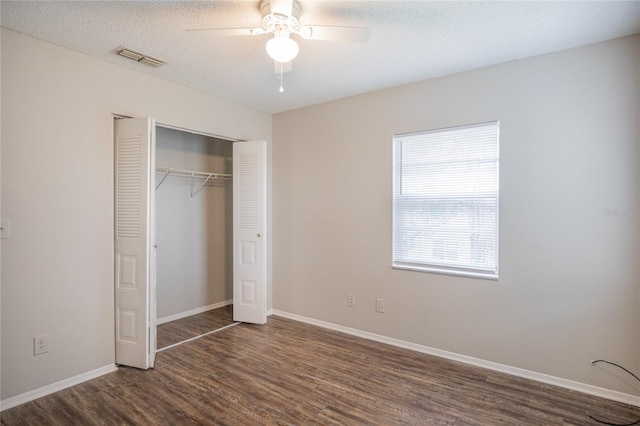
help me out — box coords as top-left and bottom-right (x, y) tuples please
(154, 126), (235, 349)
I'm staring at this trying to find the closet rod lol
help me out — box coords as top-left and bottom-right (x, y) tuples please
(155, 167), (232, 192)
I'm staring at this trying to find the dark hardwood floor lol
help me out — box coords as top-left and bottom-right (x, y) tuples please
(3, 315), (640, 425)
(157, 304), (235, 349)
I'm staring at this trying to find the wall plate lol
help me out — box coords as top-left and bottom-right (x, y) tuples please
(0, 219), (10, 239)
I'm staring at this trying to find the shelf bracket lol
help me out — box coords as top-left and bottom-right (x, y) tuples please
(155, 168), (171, 190)
(190, 173), (214, 198)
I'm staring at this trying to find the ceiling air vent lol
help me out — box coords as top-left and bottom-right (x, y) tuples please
(114, 46), (166, 67)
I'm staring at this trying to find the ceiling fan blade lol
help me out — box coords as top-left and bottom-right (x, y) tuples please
(299, 25), (372, 43)
(274, 60), (293, 73)
(187, 27), (266, 36)
(269, 0), (294, 17)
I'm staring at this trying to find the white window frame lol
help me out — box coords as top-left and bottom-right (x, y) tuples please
(392, 121), (499, 280)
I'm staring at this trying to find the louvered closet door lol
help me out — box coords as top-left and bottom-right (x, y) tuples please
(233, 140), (267, 324)
(114, 117), (156, 369)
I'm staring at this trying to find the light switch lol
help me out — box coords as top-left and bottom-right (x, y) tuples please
(1, 219), (10, 239)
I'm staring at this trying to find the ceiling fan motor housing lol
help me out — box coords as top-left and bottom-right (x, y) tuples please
(260, 0), (302, 34)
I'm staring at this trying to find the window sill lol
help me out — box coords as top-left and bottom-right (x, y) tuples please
(392, 263), (499, 281)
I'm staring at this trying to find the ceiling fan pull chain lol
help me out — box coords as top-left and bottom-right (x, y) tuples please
(279, 62), (285, 93)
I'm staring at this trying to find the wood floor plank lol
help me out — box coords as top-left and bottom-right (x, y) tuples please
(3, 315), (640, 425)
(157, 305), (235, 349)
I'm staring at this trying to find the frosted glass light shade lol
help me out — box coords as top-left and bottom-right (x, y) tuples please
(266, 35), (299, 63)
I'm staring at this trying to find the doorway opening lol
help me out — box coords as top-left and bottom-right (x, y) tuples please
(154, 125), (235, 350)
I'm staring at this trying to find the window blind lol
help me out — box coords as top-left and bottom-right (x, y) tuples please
(392, 121), (499, 278)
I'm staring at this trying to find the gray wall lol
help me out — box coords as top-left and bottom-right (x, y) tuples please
(272, 35), (640, 394)
(155, 127), (233, 319)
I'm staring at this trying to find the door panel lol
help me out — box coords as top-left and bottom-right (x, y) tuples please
(233, 141), (267, 324)
(114, 117), (156, 369)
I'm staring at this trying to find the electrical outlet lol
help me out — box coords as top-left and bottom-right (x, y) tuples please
(34, 335), (49, 355)
(376, 298), (385, 313)
(347, 294), (355, 308)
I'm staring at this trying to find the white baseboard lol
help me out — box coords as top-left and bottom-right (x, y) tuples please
(2, 302), (232, 412)
(157, 299), (232, 325)
(0, 364), (117, 412)
(5, 310), (637, 412)
(271, 309), (640, 408)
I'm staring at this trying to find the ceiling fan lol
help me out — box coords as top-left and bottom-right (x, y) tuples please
(189, 0), (372, 91)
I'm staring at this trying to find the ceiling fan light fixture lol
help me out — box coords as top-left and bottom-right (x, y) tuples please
(266, 33), (299, 63)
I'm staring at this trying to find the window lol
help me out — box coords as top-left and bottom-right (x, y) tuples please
(392, 121), (499, 279)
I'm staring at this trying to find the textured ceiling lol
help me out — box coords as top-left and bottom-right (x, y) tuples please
(2, 1), (639, 114)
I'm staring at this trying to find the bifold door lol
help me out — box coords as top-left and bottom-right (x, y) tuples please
(233, 141), (267, 324)
(114, 120), (267, 369)
(114, 117), (156, 369)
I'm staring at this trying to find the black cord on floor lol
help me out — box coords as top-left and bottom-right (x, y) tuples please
(585, 412), (640, 426)
(585, 360), (640, 426)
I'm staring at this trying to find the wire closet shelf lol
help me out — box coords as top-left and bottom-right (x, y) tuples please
(155, 167), (232, 198)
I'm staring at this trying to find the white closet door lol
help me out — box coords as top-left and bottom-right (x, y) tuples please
(233, 140), (267, 324)
(114, 117), (156, 369)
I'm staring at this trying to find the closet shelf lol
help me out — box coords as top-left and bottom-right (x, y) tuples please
(155, 167), (232, 197)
